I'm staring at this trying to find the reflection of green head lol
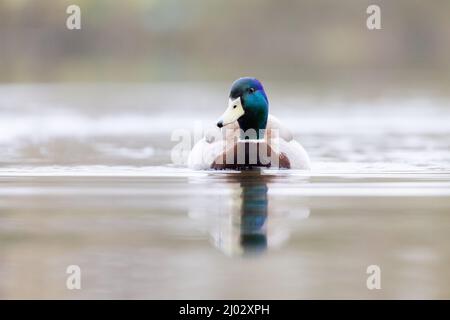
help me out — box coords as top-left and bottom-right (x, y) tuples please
(239, 175), (268, 254)
(241, 183), (268, 222)
(240, 233), (267, 254)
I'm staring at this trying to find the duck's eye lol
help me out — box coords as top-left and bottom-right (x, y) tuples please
(233, 105), (237, 109)
(248, 88), (255, 94)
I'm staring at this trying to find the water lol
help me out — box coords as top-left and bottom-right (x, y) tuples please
(0, 84), (450, 299)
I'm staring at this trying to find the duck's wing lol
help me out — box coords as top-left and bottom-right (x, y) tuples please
(188, 122), (241, 170)
(266, 114), (294, 141)
(277, 139), (310, 169)
(266, 114), (311, 169)
(187, 137), (226, 170)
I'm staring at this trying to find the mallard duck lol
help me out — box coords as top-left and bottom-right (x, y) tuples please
(188, 77), (310, 170)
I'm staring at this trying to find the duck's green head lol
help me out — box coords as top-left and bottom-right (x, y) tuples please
(217, 77), (269, 139)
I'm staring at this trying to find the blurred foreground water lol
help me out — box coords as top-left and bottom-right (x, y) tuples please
(0, 84), (449, 299)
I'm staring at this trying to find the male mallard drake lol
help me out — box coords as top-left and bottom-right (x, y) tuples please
(188, 77), (310, 170)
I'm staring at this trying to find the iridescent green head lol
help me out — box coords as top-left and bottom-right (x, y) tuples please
(217, 77), (269, 139)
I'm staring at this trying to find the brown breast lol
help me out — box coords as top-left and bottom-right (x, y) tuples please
(211, 140), (291, 170)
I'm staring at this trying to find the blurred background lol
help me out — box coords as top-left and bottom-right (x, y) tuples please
(1, 0), (449, 95)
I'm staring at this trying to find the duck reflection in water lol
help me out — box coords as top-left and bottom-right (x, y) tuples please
(238, 172), (269, 255)
(189, 169), (310, 256)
